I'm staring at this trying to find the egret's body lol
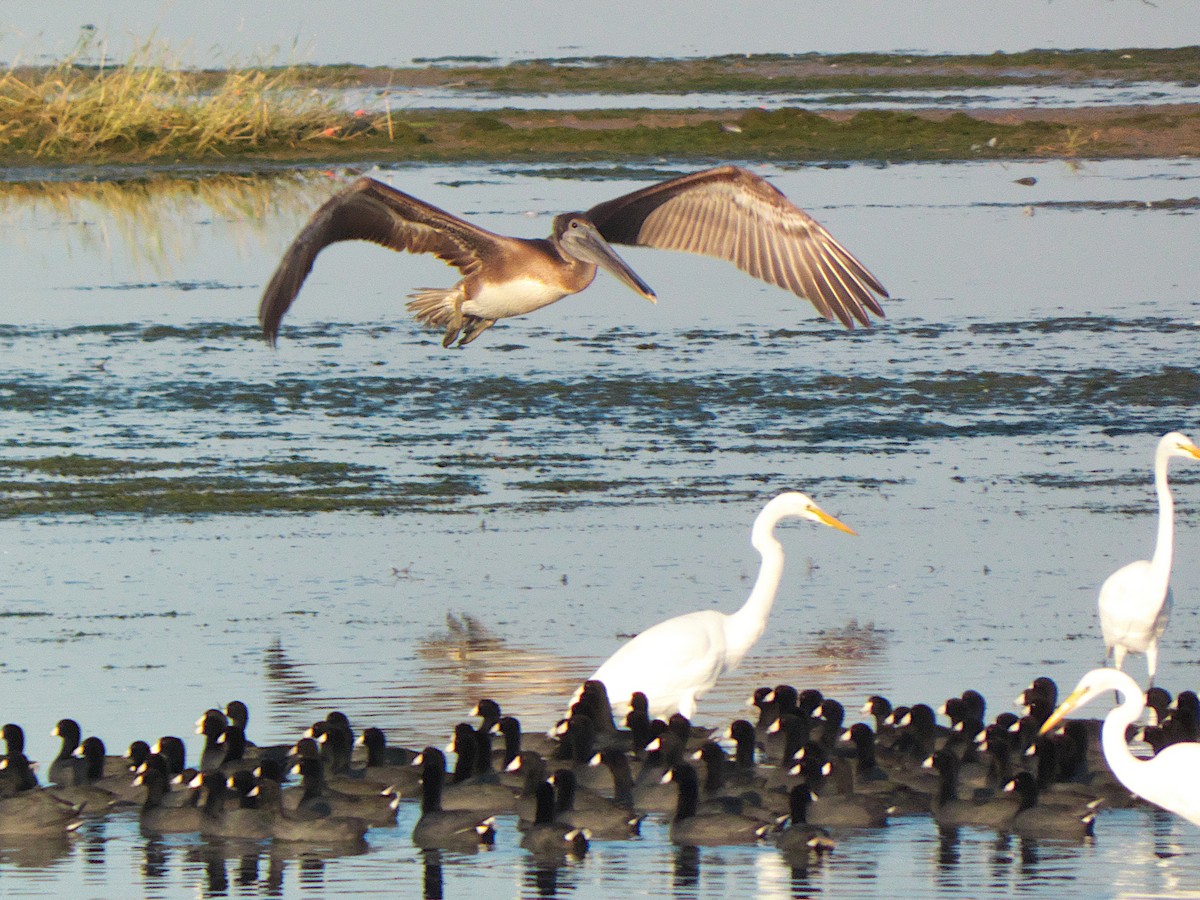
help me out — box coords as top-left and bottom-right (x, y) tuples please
(578, 492), (855, 722)
(1098, 431), (1200, 686)
(1040, 667), (1200, 826)
(259, 166), (888, 348)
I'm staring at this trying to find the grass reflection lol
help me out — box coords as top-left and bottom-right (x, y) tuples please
(0, 171), (331, 275)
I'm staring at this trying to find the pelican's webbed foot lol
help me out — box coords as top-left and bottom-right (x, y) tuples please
(440, 293), (468, 347)
(456, 317), (497, 348)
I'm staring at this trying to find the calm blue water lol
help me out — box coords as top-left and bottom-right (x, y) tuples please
(0, 157), (1198, 896)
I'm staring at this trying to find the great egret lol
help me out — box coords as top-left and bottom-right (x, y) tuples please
(1098, 431), (1200, 686)
(1039, 667), (1200, 826)
(574, 492), (855, 722)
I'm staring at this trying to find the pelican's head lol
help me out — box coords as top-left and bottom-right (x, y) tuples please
(553, 214), (657, 302)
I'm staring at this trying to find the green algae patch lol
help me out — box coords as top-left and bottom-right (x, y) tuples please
(289, 48), (1200, 95)
(2, 45), (1199, 165)
(0, 455), (482, 517)
(9, 455), (173, 477)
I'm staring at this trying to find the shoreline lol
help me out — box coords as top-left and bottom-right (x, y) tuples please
(1, 48), (1198, 166)
(0, 105), (1195, 170)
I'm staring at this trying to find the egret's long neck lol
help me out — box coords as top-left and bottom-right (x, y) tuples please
(724, 516), (787, 670)
(1150, 444), (1176, 585)
(1100, 683), (1151, 801)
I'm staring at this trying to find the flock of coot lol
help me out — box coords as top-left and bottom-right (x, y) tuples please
(0, 671), (1183, 863)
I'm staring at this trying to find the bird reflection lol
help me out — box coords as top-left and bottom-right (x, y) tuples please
(0, 834), (74, 869)
(673, 844), (701, 894)
(987, 832), (1014, 888)
(421, 848), (445, 900)
(177, 839), (363, 898)
(934, 826), (962, 888)
(784, 859), (821, 900)
(142, 837), (170, 882)
(80, 819), (106, 868)
(522, 854), (576, 899)
(1016, 836), (1042, 881)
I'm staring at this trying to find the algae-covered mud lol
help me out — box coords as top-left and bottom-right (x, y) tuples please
(307, 47), (1200, 94)
(2, 47), (1200, 164)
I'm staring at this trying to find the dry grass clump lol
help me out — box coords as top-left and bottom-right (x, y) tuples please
(0, 40), (378, 161)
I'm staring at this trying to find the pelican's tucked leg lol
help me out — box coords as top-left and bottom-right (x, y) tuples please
(457, 317), (497, 347)
(441, 296), (466, 348)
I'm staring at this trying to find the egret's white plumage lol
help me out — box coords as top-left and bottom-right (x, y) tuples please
(1098, 431), (1200, 687)
(1040, 667), (1200, 826)
(576, 492), (855, 722)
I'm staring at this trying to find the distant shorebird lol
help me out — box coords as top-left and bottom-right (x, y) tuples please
(259, 165), (888, 348)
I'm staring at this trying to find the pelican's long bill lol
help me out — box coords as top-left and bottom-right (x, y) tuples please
(560, 218), (657, 303)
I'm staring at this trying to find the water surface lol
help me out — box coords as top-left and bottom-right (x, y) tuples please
(339, 81), (1200, 113)
(1, 157), (1199, 896)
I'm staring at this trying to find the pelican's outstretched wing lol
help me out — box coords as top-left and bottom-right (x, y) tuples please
(585, 166), (888, 329)
(259, 177), (498, 345)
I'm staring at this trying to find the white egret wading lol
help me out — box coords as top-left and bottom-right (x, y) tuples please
(575, 492), (855, 722)
(1098, 431), (1200, 687)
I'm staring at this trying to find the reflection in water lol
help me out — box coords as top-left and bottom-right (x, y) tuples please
(522, 857), (562, 898)
(143, 837), (170, 884)
(255, 609), (890, 757)
(672, 845), (700, 897)
(177, 836), (368, 898)
(259, 613), (593, 748)
(935, 826), (962, 891)
(0, 834), (75, 870)
(421, 848), (444, 900)
(3, 160), (1200, 899)
(986, 832), (1014, 894)
(414, 612), (586, 707)
(0, 172), (332, 278)
(261, 639), (325, 739)
(333, 82), (1200, 115)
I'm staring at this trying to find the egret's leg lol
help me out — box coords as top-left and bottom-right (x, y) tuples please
(1112, 645), (1127, 672)
(1111, 644), (1130, 702)
(678, 693), (697, 722)
(1146, 640), (1160, 690)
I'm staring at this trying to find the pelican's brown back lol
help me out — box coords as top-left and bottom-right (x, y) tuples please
(258, 177), (489, 345)
(584, 165), (888, 329)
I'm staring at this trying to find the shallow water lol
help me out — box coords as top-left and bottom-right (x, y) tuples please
(1, 157), (1199, 896)
(340, 80), (1200, 113)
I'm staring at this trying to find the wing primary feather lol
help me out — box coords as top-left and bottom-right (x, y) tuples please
(259, 177), (495, 345)
(583, 166), (886, 328)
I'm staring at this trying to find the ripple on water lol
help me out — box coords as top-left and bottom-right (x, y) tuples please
(3, 160), (1200, 899)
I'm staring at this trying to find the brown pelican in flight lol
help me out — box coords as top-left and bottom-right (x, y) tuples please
(259, 165), (888, 348)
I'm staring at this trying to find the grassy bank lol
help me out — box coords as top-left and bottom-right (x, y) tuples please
(1, 44), (1198, 165)
(0, 43), (343, 161)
